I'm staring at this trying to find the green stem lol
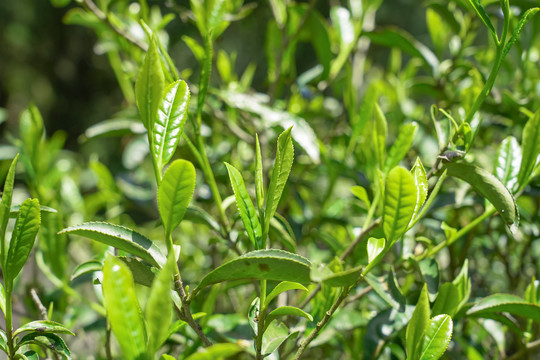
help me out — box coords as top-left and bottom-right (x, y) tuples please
(5, 283), (14, 359)
(256, 280), (267, 360)
(419, 207), (496, 260)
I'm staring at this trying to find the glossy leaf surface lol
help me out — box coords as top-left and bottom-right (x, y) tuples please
(466, 293), (540, 322)
(518, 110), (540, 189)
(158, 159), (196, 235)
(0, 155), (18, 262)
(418, 315), (453, 360)
(59, 222), (166, 268)
(18, 332), (71, 360)
(265, 281), (308, 307)
(383, 166), (416, 244)
(495, 136), (521, 191)
(153, 80), (190, 171)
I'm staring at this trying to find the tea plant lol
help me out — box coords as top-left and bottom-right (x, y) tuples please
(1, 0), (539, 359)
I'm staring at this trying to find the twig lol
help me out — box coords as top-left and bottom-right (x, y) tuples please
(173, 273), (212, 347)
(30, 288), (48, 320)
(294, 284), (353, 360)
(343, 285), (372, 306)
(82, 0), (148, 51)
(300, 218), (381, 309)
(505, 339), (540, 360)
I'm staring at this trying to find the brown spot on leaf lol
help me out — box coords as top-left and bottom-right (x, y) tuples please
(258, 263), (270, 272)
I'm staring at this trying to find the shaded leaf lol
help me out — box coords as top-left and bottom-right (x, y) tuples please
(502, 7), (539, 58)
(18, 333), (71, 360)
(71, 260), (102, 282)
(0, 155), (19, 263)
(265, 281), (308, 307)
(431, 283), (460, 317)
(265, 127), (294, 231)
(146, 254), (175, 357)
(418, 258), (440, 302)
(385, 122), (418, 172)
(102, 255), (147, 360)
(59, 222), (166, 268)
(322, 266), (363, 287)
(264, 306), (312, 331)
(194, 249), (311, 294)
(518, 110), (540, 189)
(158, 159), (196, 235)
(466, 0), (497, 43)
(495, 136), (521, 192)
(262, 321), (291, 356)
(255, 134), (264, 210)
(225, 162), (262, 249)
(83, 119), (146, 139)
(443, 162), (517, 225)
(135, 37), (165, 131)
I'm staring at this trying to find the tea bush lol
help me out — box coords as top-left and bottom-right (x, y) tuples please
(0, 0), (539, 359)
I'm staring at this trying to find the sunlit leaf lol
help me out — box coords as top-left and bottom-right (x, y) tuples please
(406, 284), (430, 360)
(5, 198), (41, 287)
(466, 293), (540, 322)
(158, 159), (196, 235)
(383, 167), (416, 244)
(102, 255), (147, 360)
(185, 343), (243, 360)
(18, 333), (71, 359)
(153, 80), (190, 172)
(265, 281), (308, 307)
(418, 315), (453, 360)
(14, 320), (74, 337)
(59, 222), (166, 268)
(495, 136), (521, 192)
(518, 110), (540, 189)
(384, 122), (418, 172)
(264, 306), (312, 331)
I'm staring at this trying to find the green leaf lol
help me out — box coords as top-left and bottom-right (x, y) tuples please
(153, 80), (190, 172)
(184, 206), (221, 233)
(225, 162), (262, 249)
(384, 122), (418, 173)
(495, 136), (521, 192)
(0, 154), (18, 264)
(383, 167), (417, 244)
(364, 273), (400, 309)
(119, 256), (158, 287)
(269, 215), (296, 252)
(322, 266), (363, 287)
(9, 205), (57, 218)
(518, 110), (540, 189)
(452, 260), (471, 311)
(371, 104), (387, 170)
(466, 293), (540, 322)
(70, 259), (102, 281)
(255, 134), (264, 210)
(418, 258), (440, 302)
(59, 222), (166, 268)
(19, 103), (43, 171)
(443, 162), (517, 225)
(411, 157), (428, 219)
(431, 283), (460, 317)
(135, 36), (165, 131)
(264, 306), (313, 331)
(83, 118), (146, 139)
(265, 127), (294, 231)
(466, 0), (497, 43)
(102, 255), (147, 360)
(194, 249), (311, 294)
(18, 333), (71, 359)
(158, 159), (196, 235)
(0, 283), (5, 316)
(406, 284), (430, 360)
(5, 198), (41, 286)
(265, 281), (308, 307)
(269, 0), (287, 27)
(367, 237), (385, 265)
(0, 329), (7, 352)
(14, 321), (74, 337)
(418, 315), (453, 360)
(502, 7), (539, 58)
(351, 185), (370, 209)
(365, 28), (439, 71)
(184, 343), (243, 360)
(262, 321), (291, 356)
(146, 254), (175, 357)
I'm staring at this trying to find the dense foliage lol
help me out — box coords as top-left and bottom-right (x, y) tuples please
(0, 0), (539, 359)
